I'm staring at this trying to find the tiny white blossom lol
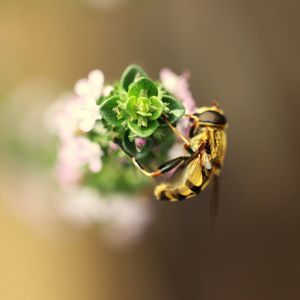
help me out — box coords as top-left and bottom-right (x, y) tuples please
(74, 70), (105, 132)
(57, 136), (103, 188)
(76, 98), (101, 132)
(103, 85), (114, 97)
(47, 94), (81, 141)
(59, 136), (103, 173)
(74, 70), (104, 100)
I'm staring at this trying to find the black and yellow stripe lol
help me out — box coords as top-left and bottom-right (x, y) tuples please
(154, 155), (212, 202)
(154, 175), (211, 202)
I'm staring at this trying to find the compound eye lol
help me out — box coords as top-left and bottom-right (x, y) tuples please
(197, 110), (227, 125)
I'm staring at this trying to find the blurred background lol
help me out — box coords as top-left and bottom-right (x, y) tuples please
(0, 0), (300, 299)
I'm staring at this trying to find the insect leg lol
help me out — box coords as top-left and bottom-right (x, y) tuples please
(162, 115), (190, 144)
(161, 115), (192, 152)
(132, 156), (189, 177)
(113, 138), (189, 177)
(184, 114), (199, 121)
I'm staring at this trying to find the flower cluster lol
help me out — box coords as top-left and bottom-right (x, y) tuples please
(48, 65), (196, 244)
(49, 64), (197, 192)
(98, 65), (194, 165)
(48, 70), (108, 188)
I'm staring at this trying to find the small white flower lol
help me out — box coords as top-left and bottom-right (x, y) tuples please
(103, 85), (114, 97)
(74, 70), (104, 100)
(74, 70), (105, 132)
(56, 136), (103, 188)
(47, 94), (81, 141)
(59, 136), (103, 172)
(76, 98), (101, 132)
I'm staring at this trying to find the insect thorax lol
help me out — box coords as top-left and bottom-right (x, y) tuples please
(190, 126), (226, 167)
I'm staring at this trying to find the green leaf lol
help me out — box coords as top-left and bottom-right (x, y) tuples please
(120, 65), (148, 91)
(122, 132), (137, 156)
(149, 96), (163, 120)
(128, 119), (159, 138)
(162, 95), (185, 123)
(99, 96), (121, 126)
(126, 96), (138, 119)
(128, 77), (158, 98)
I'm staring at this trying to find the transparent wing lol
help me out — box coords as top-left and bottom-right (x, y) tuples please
(209, 175), (219, 228)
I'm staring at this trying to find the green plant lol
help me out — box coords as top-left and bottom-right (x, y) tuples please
(98, 64), (185, 161)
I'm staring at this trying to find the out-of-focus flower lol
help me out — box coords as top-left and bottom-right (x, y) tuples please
(75, 97), (101, 132)
(57, 136), (103, 188)
(59, 136), (103, 173)
(60, 188), (109, 226)
(74, 70), (104, 132)
(103, 85), (114, 97)
(102, 194), (152, 247)
(48, 70), (105, 136)
(160, 68), (196, 114)
(160, 68), (197, 138)
(56, 162), (82, 189)
(75, 69), (104, 100)
(47, 94), (81, 141)
(109, 141), (119, 152)
(60, 188), (153, 247)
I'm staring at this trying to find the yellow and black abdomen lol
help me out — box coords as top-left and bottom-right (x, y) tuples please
(154, 126), (226, 202)
(154, 168), (212, 202)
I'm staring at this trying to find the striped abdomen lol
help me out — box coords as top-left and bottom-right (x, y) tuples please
(154, 155), (212, 202)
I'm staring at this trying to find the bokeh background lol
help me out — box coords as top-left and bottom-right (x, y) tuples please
(1, 0), (300, 299)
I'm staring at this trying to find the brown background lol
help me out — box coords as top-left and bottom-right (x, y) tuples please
(0, 0), (300, 299)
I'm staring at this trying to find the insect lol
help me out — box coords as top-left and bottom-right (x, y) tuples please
(115, 103), (227, 204)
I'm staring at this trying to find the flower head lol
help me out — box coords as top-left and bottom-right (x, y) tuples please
(134, 137), (147, 152)
(126, 94), (164, 128)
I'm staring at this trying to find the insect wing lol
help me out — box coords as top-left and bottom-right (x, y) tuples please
(186, 155), (203, 187)
(209, 175), (219, 228)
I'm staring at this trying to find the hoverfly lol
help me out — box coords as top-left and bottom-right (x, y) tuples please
(115, 103), (227, 206)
